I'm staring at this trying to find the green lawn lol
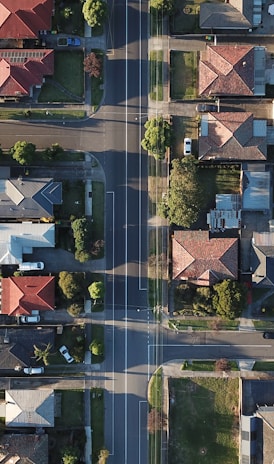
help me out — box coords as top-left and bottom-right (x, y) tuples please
(169, 377), (239, 464)
(149, 367), (162, 410)
(150, 50), (163, 101)
(149, 431), (161, 464)
(253, 320), (274, 329)
(253, 361), (274, 371)
(56, 390), (84, 426)
(150, 7), (163, 36)
(39, 51), (84, 103)
(0, 109), (86, 120)
(91, 181), (105, 244)
(187, 361), (239, 371)
(170, 51), (197, 100)
(91, 324), (104, 363)
(169, 319), (239, 331)
(55, 179), (85, 220)
(91, 388), (105, 462)
(170, 0), (224, 34)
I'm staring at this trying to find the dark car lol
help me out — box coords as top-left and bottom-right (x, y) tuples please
(263, 332), (274, 339)
(196, 103), (218, 113)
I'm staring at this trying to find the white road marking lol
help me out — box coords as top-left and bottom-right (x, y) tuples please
(125, 0), (129, 461)
(138, 400), (148, 464)
(106, 191), (115, 455)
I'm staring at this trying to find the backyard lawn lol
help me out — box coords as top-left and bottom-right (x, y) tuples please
(169, 377), (239, 464)
(39, 51), (84, 103)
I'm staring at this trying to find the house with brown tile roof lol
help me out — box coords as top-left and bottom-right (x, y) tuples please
(172, 230), (238, 286)
(0, 49), (54, 97)
(0, 433), (48, 464)
(198, 112), (267, 161)
(1, 276), (55, 316)
(0, 0), (53, 39)
(199, 45), (265, 97)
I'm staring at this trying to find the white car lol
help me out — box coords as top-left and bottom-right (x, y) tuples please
(20, 315), (40, 324)
(19, 262), (44, 271)
(59, 345), (74, 363)
(183, 137), (192, 155)
(23, 367), (44, 375)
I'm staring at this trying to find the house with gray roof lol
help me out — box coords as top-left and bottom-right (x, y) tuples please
(5, 389), (54, 427)
(0, 222), (55, 264)
(200, 0), (261, 31)
(0, 433), (48, 464)
(251, 231), (274, 286)
(0, 176), (62, 219)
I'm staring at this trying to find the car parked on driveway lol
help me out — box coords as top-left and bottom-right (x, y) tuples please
(23, 367), (44, 375)
(183, 137), (192, 155)
(59, 345), (74, 363)
(196, 103), (218, 113)
(20, 315), (40, 324)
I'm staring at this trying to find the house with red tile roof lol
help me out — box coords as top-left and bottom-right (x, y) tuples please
(172, 230), (238, 286)
(198, 112), (267, 161)
(0, 0), (54, 39)
(1, 276), (55, 316)
(0, 48), (54, 97)
(199, 45), (265, 97)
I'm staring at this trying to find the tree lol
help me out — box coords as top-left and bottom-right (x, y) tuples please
(58, 271), (83, 300)
(83, 52), (103, 78)
(159, 156), (203, 227)
(67, 303), (83, 317)
(82, 0), (108, 28)
(147, 408), (163, 433)
(44, 143), (64, 160)
(141, 117), (172, 160)
(11, 141), (36, 165)
(215, 358), (231, 372)
(91, 239), (104, 257)
(193, 286), (213, 316)
(61, 446), (79, 464)
(88, 281), (105, 300)
(98, 447), (109, 464)
(71, 217), (92, 262)
(89, 339), (104, 356)
(212, 279), (247, 320)
(150, 0), (174, 15)
(33, 343), (52, 366)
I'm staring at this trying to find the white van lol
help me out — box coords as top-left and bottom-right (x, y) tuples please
(20, 315), (40, 324)
(23, 367), (44, 375)
(18, 262), (44, 271)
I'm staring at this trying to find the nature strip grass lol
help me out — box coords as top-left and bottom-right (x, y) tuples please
(149, 50), (163, 101)
(0, 109), (86, 120)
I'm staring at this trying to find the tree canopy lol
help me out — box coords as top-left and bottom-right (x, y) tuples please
(82, 0), (108, 28)
(58, 271), (83, 300)
(158, 156), (203, 227)
(61, 447), (79, 464)
(11, 141), (36, 165)
(33, 343), (52, 366)
(141, 116), (172, 160)
(88, 281), (105, 300)
(212, 280), (247, 320)
(71, 217), (92, 262)
(83, 52), (103, 78)
(150, 0), (175, 15)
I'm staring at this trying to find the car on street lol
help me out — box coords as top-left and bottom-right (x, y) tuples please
(59, 345), (74, 363)
(23, 367), (44, 375)
(183, 137), (192, 155)
(263, 332), (274, 339)
(196, 103), (218, 113)
(20, 315), (40, 324)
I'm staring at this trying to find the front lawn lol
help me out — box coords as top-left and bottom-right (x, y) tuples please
(55, 180), (86, 220)
(169, 377), (239, 464)
(56, 390), (84, 426)
(91, 388), (105, 462)
(170, 0), (224, 35)
(150, 50), (163, 101)
(39, 51), (84, 103)
(170, 51), (197, 100)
